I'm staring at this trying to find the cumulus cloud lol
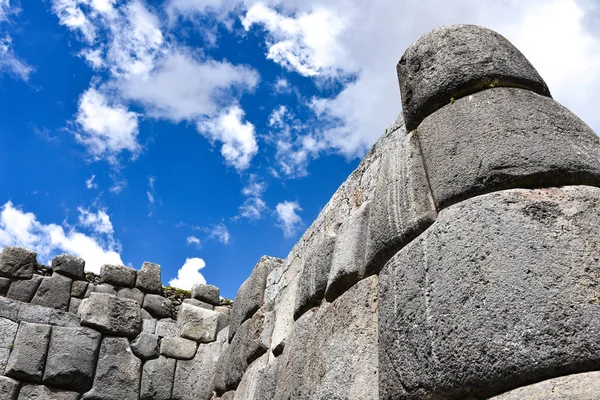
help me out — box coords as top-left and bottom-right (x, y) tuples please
(77, 207), (114, 234)
(275, 200), (302, 237)
(0, 201), (122, 273)
(168, 257), (207, 290)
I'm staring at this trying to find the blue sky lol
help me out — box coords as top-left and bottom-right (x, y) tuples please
(0, 0), (599, 299)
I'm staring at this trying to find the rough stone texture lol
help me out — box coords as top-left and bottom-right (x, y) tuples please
(78, 293), (141, 338)
(136, 262), (162, 294)
(490, 370), (600, 399)
(17, 384), (80, 400)
(7, 275), (43, 303)
(140, 356), (175, 400)
(70, 280), (88, 298)
(0, 317), (18, 373)
(214, 305), (230, 315)
(160, 337), (197, 360)
(140, 308), (152, 319)
(155, 319), (179, 338)
(5, 322), (51, 383)
(82, 337), (141, 400)
(178, 303), (229, 343)
(143, 293), (172, 319)
(51, 254), (85, 280)
(142, 318), (156, 333)
(99, 264), (136, 288)
(86, 283), (117, 296)
(228, 256), (279, 342)
(417, 87), (600, 210)
(117, 287), (145, 305)
(47, 310), (80, 328)
(68, 298), (81, 314)
(0, 246), (36, 279)
(0, 376), (19, 400)
(380, 187), (600, 399)
(183, 298), (213, 310)
(0, 277), (11, 296)
(30, 274), (72, 311)
(233, 354), (269, 400)
(191, 284), (220, 305)
(0, 296), (23, 321)
(398, 24), (551, 131)
(131, 332), (159, 360)
(365, 128), (436, 275)
(43, 326), (101, 392)
(173, 341), (226, 400)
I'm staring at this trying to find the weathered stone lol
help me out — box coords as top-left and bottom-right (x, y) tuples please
(233, 354), (269, 400)
(155, 319), (179, 337)
(68, 297), (81, 314)
(178, 303), (229, 343)
(490, 370), (600, 399)
(78, 293), (141, 338)
(143, 293), (172, 319)
(6, 275), (41, 303)
(140, 356), (175, 400)
(51, 254), (85, 280)
(131, 332), (159, 360)
(398, 24), (551, 131)
(184, 298), (213, 310)
(48, 309), (80, 327)
(0, 376), (19, 400)
(0, 277), (11, 296)
(70, 280), (88, 298)
(214, 305), (230, 315)
(0, 246), (36, 279)
(173, 341), (226, 400)
(365, 128), (436, 275)
(5, 322), (51, 383)
(160, 337), (197, 359)
(0, 317), (19, 348)
(0, 296), (23, 321)
(43, 326), (101, 392)
(418, 87), (600, 210)
(140, 307), (152, 319)
(82, 336), (141, 400)
(325, 201), (371, 302)
(142, 318), (157, 333)
(0, 348), (9, 375)
(117, 287), (145, 305)
(17, 384), (79, 400)
(94, 283), (117, 295)
(30, 273), (72, 311)
(191, 283), (220, 305)
(379, 187), (600, 399)
(99, 264), (136, 288)
(228, 256), (277, 342)
(17, 304), (52, 325)
(136, 261), (162, 294)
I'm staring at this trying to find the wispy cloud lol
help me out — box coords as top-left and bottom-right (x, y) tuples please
(85, 174), (98, 189)
(186, 235), (201, 248)
(207, 223), (230, 244)
(275, 200), (303, 237)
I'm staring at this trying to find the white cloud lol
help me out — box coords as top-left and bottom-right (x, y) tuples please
(242, 174), (265, 197)
(77, 207), (114, 234)
(207, 223), (230, 244)
(275, 200), (302, 237)
(186, 235), (201, 248)
(0, 201), (122, 274)
(80, 48), (105, 69)
(273, 77), (291, 93)
(197, 106), (258, 171)
(239, 197), (268, 220)
(75, 87), (140, 162)
(168, 257), (207, 290)
(85, 174), (98, 189)
(0, 35), (33, 80)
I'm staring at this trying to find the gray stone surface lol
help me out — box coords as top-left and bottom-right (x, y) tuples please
(173, 341), (226, 400)
(0, 317), (18, 373)
(117, 287), (144, 305)
(70, 280), (88, 298)
(99, 264), (136, 288)
(94, 283), (117, 295)
(47, 309), (80, 327)
(5, 322), (51, 383)
(214, 305), (230, 315)
(160, 337), (197, 359)
(398, 24), (551, 131)
(136, 261), (162, 294)
(7, 275), (42, 302)
(43, 326), (101, 392)
(233, 354), (269, 400)
(142, 293), (172, 319)
(78, 293), (141, 338)
(228, 256), (278, 342)
(0, 295), (22, 320)
(379, 186), (600, 399)
(191, 283), (220, 305)
(0, 246), (36, 279)
(325, 201), (371, 302)
(178, 303), (229, 343)
(130, 332), (159, 360)
(82, 336), (141, 400)
(51, 254), (85, 280)
(155, 319), (179, 337)
(17, 384), (79, 400)
(30, 273), (72, 311)
(142, 318), (157, 333)
(365, 129), (436, 275)
(0, 376), (19, 400)
(490, 370), (600, 399)
(0, 277), (11, 296)
(140, 308), (152, 319)
(140, 356), (175, 400)
(183, 298), (213, 310)
(68, 297), (81, 314)
(417, 87), (600, 209)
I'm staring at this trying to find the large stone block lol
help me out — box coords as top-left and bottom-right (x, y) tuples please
(0, 246), (36, 279)
(0, 296), (23, 321)
(0, 318), (18, 374)
(51, 254), (85, 280)
(17, 384), (79, 400)
(379, 187), (600, 399)
(0, 376), (19, 400)
(5, 322), (51, 383)
(155, 318), (179, 337)
(143, 293), (172, 319)
(99, 264), (136, 288)
(82, 337), (141, 400)
(140, 356), (175, 400)
(489, 370), (600, 399)
(117, 287), (144, 305)
(178, 302), (229, 343)
(78, 293), (141, 338)
(130, 332), (159, 360)
(173, 341), (226, 400)
(30, 274), (72, 311)
(70, 280), (88, 298)
(0, 277), (11, 296)
(43, 326), (101, 392)
(398, 24), (551, 131)
(136, 261), (162, 294)
(417, 87), (600, 209)
(191, 283), (220, 305)
(7, 275), (43, 302)
(160, 337), (197, 359)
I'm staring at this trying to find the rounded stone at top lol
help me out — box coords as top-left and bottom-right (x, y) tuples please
(398, 24), (552, 131)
